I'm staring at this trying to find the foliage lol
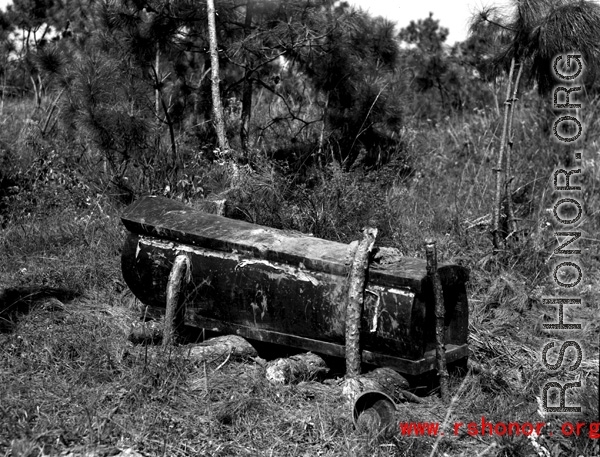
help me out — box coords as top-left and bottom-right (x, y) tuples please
(4, 0), (412, 175)
(472, 0), (600, 94)
(399, 13), (479, 117)
(399, 11), (448, 54)
(3, 90), (600, 455)
(1, 4), (600, 453)
(298, 8), (405, 168)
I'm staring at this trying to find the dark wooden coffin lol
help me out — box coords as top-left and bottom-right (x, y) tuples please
(121, 196), (469, 376)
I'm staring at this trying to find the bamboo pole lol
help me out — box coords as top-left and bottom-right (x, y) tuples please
(505, 61), (524, 237)
(492, 58), (516, 252)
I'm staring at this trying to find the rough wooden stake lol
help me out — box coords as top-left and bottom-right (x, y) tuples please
(345, 227), (378, 377)
(163, 254), (191, 347)
(424, 239), (449, 403)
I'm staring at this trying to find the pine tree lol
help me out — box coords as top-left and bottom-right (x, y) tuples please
(474, 0), (600, 251)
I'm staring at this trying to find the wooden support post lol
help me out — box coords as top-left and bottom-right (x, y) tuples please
(345, 227), (378, 377)
(424, 239), (449, 403)
(163, 254), (191, 347)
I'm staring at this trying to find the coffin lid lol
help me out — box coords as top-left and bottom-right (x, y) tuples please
(121, 196), (469, 293)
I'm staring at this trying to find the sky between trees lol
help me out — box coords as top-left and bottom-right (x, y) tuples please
(349, 0), (511, 44)
(0, 0), (507, 44)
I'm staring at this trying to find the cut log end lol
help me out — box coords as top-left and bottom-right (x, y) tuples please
(265, 352), (329, 385)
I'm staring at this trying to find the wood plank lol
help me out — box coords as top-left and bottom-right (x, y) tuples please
(123, 233), (429, 358)
(121, 196), (469, 292)
(121, 195), (354, 277)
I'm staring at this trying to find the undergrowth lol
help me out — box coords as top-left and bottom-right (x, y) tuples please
(1, 94), (599, 456)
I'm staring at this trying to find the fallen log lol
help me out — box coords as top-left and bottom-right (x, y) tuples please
(128, 320), (163, 345)
(265, 352), (329, 385)
(186, 335), (257, 364)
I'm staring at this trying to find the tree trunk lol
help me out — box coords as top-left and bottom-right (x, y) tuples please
(42, 87), (65, 136)
(155, 44), (160, 126)
(0, 71), (5, 116)
(30, 74), (42, 109)
(206, 0), (229, 152)
(316, 4), (334, 169)
(240, 0), (254, 155)
(160, 96), (179, 180)
(317, 92), (329, 169)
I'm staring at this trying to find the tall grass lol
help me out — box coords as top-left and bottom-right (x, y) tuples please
(1, 85), (599, 457)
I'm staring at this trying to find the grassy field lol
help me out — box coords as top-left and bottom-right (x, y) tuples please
(1, 95), (599, 456)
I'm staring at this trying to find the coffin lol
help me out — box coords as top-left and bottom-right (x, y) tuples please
(121, 196), (469, 376)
